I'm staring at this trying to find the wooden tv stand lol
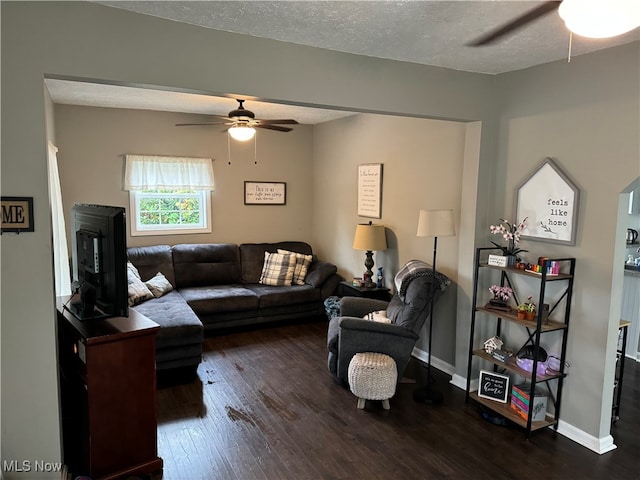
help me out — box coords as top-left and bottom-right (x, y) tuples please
(56, 297), (163, 479)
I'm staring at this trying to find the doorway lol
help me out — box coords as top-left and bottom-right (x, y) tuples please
(619, 177), (640, 362)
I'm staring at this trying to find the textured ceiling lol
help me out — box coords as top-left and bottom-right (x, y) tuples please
(45, 79), (356, 125)
(49, 1), (639, 122)
(95, 0), (639, 75)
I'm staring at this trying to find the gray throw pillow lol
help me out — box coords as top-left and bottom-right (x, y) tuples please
(145, 272), (174, 298)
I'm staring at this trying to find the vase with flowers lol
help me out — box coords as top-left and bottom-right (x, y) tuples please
(489, 217), (528, 266)
(488, 285), (513, 310)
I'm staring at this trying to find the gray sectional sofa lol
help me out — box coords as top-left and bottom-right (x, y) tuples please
(126, 241), (340, 379)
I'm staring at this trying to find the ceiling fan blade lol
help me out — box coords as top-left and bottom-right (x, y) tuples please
(175, 122), (231, 126)
(256, 119), (299, 125)
(256, 124), (293, 132)
(468, 1), (562, 47)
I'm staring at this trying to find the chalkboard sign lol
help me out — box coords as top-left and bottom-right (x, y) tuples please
(478, 370), (509, 403)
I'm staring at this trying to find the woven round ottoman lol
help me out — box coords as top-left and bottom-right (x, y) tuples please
(348, 352), (397, 410)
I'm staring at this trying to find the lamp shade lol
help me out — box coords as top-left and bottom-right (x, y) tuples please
(559, 0), (640, 38)
(353, 223), (387, 251)
(416, 209), (456, 238)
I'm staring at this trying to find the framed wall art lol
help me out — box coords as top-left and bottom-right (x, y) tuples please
(244, 181), (286, 205)
(515, 158), (580, 246)
(1, 196), (34, 233)
(357, 163), (383, 218)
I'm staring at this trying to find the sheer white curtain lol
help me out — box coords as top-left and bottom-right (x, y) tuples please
(47, 142), (71, 296)
(124, 155), (215, 190)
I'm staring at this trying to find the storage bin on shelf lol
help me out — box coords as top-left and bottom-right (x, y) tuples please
(510, 384), (548, 422)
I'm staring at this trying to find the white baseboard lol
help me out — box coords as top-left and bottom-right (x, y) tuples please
(555, 420), (617, 454)
(448, 373), (617, 455)
(411, 347), (455, 376)
(450, 373), (478, 391)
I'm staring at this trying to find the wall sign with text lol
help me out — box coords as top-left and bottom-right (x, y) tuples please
(1, 197), (34, 234)
(357, 163), (383, 218)
(515, 158), (580, 246)
(478, 370), (509, 403)
(244, 182), (286, 205)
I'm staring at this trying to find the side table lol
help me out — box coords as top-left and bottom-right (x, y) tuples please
(339, 281), (391, 301)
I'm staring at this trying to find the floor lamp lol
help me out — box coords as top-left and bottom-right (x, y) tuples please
(413, 209), (456, 405)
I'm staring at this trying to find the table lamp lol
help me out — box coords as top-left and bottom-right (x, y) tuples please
(353, 221), (387, 288)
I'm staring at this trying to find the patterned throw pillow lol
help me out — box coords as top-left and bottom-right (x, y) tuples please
(127, 261), (153, 306)
(127, 261), (142, 280)
(277, 249), (313, 285)
(145, 272), (174, 298)
(259, 252), (296, 286)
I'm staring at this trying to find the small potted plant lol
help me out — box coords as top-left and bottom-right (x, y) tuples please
(517, 296), (536, 320)
(488, 285), (513, 308)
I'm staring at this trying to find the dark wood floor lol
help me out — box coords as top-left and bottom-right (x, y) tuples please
(154, 319), (639, 480)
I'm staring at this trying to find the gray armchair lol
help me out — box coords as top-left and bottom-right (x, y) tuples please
(327, 270), (449, 388)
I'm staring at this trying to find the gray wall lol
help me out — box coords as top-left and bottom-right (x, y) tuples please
(493, 44), (640, 441)
(54, 105), (316, 247)
(2, 1), (637, 472)
(312, 113), (467, 366)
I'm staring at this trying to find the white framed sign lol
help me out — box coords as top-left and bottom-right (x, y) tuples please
(244, 181), (286, 205)
(357, 163), (383, 218)
(515, 158), (579, 246)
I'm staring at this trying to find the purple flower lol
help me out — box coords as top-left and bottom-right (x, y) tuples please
(489, 284), (513, 302)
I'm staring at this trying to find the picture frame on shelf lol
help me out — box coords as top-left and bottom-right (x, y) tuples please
(515, 157), (579, 246)
(357, 163), (383, 218)
(478, 370), (510, 403)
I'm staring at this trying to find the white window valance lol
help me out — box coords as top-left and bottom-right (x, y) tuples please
(124, 155), (215, 191)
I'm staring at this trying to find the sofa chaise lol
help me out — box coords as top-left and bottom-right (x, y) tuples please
(127, 241), (340, 378)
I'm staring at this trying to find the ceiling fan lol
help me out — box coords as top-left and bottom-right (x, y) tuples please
(469, 0), (640, 47)
(176, 99), (298, 141)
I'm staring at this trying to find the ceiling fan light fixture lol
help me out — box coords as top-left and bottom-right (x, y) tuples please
(228, 124), (256, 141)
(559, 0), (640, 38)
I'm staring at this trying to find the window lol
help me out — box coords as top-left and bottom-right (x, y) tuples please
(129, 189), (211, 236)
(124, 155), (215, 236)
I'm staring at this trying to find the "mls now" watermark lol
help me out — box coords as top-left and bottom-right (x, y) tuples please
(3, 459), (64, 473)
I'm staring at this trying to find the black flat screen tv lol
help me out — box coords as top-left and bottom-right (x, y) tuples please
(67, 203), (128, 320)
